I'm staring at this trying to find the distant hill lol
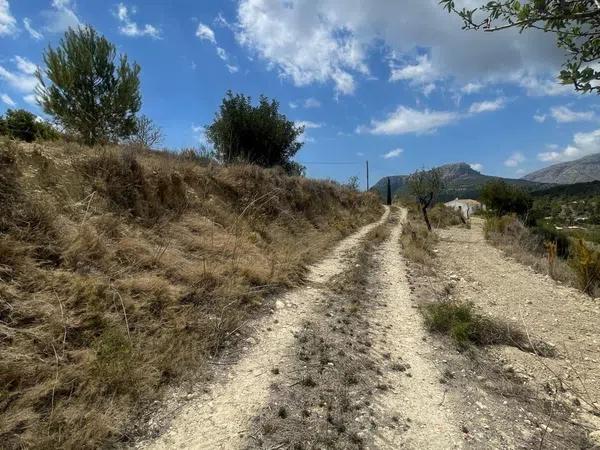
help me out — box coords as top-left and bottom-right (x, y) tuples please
(522, 153), (600, 184)
(372, 162), (544, 202)
(532, 180), (600, 199)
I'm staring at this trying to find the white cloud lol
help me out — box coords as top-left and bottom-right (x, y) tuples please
(14, 56), (37, 75)
(504, 152), (525, 167)
(538, 129), (600, 163)
(216, 47), (228, 61)
(1, 93), (15, 107)
(196, 23), (216, 43)
(516, 168), (526, 175)
(23, 18), (43, 40)
(533, 113), (546, 123)
(304, 97), (321, 108)
(196, 24), (239, 74)
(468, 97), (506, 114)
(289, 101), (298, 109)
(358, 106), (459, 135)
(226, 64), (239, 73)
(389, 54), (437, 85)
(0, 0), (17, 36)
(518, 75), (573, 97)
(296, 120), (322, 129)
(42, 0), (80, 33)
(296, 120), (322, 143)
(461, 82), (483, 94)
(550, 105), (595, 123)
(23, 93), (39, 106)
(382, 148), (403, 159)
(114, 3), (161, 39)
(191, 124), (208, 145)
(0, 65), (37, 93)
(236, 0), (369, 95)
(469, 163), (483, 172)
(235, 0), (568, 96)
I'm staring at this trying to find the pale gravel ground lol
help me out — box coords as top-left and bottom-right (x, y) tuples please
(371, 209), (463, 449)
(138, 208), (390, 450)
(437, 219), (600, 438)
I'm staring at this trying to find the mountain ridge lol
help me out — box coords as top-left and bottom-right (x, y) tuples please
(372, 162), (545, 201)
(522, 153), (600, 184)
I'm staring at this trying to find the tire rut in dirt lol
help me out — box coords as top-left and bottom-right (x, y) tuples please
(245, 221), (392, 449)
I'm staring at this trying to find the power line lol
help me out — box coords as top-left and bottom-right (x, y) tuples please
(297, 161), (363, 165)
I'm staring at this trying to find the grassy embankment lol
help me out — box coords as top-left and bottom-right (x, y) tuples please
(0, 139), (382, 449)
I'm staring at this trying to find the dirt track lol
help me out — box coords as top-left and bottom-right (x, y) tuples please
(136, 212), (600, 449)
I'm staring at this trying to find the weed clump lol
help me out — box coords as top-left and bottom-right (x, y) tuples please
(423, 300), (527, 349)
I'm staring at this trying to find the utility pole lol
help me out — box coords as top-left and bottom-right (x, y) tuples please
(366, 160), (369, 191)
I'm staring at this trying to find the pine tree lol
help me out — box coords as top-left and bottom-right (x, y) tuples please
(37, 26), (141, 145)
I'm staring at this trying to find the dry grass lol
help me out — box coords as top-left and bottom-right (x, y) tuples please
(399, 206), (438, 269)
(0, 139), (382, 449)
(483, 215), (579, 291)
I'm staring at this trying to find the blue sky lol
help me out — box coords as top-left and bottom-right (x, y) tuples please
(1, 0), (599, 187)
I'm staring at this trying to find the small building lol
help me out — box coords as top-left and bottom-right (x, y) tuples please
(444, 198), (483, 218)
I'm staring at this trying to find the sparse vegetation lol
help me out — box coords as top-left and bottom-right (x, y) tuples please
(248, 220), (390, 449)
(0, 139), (382, 449)
(37, 26), (142, 145)
(482, 214), (600, 296)
(128, 115), (164, 149)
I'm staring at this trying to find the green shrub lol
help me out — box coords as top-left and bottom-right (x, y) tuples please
(481, 180), (532, 217)
(423, 300), (527, 349)
(0, 109), (61, 142)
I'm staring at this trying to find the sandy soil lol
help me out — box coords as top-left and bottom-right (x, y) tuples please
(137, 208), (390, 449)
(435, 218), (600, 447)
(371, 209), (463, 449)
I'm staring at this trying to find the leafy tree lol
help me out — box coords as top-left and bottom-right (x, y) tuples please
(481, 180), (533, 217)
(408, 168), (443, 232)
(128, 115), (164, 148)
(206, 91), (304, 173)
(441, 0), (600, 93)
(37, 26), (141, 145)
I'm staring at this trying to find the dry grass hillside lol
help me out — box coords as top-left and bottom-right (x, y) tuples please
(0, 139), (382, 449)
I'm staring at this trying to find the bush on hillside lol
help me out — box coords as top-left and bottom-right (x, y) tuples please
(0, 109), (60, 142)
(481, 180), (532, 217)
(206, 91), (305, 174)
(37, 26), (141, 145)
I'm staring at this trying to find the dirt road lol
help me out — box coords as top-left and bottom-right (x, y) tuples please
(137, 208), (467, 449)
(136, 212), (600, 449)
